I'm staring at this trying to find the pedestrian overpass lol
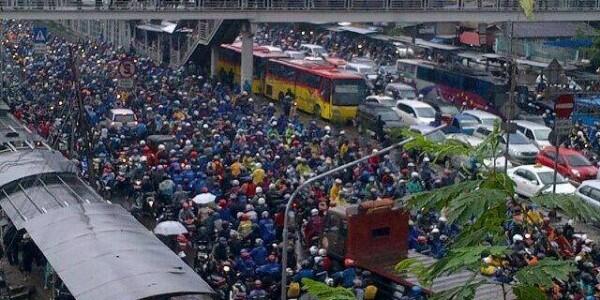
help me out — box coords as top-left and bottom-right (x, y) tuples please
(1, 0), (600, 21)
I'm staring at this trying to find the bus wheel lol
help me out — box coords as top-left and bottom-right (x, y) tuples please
(313, 105), (321, 119)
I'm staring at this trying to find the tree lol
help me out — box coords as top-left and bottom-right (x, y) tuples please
(394, 129), (600, 300)
(301, 278), (356, 300)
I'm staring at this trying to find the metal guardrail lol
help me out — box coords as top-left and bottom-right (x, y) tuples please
(0, 0), (598, 11)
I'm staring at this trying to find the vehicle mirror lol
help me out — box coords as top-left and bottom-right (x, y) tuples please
(533, 179), (539, 185)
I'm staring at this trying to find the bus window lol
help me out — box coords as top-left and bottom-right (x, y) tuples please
(397, 61), (417, 77)
(417, 66), (435, 82)
(298, 71), (320, 90)
(332, 79), (367, 106)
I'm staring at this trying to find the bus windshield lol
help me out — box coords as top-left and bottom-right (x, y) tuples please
(333, 79), (367, 106)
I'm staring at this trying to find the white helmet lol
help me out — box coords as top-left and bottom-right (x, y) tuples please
(318, 248), (327, 256)
(512, 234), (524, 242)
(309, 246), (318, 255)
(311, 209), (319, 216)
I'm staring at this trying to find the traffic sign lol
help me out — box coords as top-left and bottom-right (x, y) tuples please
(118, 58), (136, 79)
(554, 94), (574, 120)
(32, 27), (47, 44)
(118, 79), (134, 89)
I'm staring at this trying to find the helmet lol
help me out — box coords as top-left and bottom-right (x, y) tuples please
(411, 172), (419, 178)
(318, 248), (327, 256)
(256, 187), (263, 194)
(344, 258), (355, 267)
(309, 246), (318, 255)
(512, 234), (524, 242)
(311, 209), (319, 216)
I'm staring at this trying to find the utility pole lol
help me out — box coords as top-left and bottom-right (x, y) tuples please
(504, 20), (515, 174)
(68, 46), (95, 180)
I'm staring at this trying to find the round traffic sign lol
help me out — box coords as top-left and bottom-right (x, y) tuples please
(118, 59), (136, 78)
(554, 94), (574, 120)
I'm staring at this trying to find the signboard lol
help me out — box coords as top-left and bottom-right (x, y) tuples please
(554, 94), (574, 119)
(32, 27), (48, 54)
(117, 58), (136, 90)
(118, 79), (134, 89)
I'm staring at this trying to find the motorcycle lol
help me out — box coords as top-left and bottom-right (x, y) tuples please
(193, 239), (211, 277)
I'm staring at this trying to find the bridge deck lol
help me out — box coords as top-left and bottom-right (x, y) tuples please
(0, 0), (599, 21)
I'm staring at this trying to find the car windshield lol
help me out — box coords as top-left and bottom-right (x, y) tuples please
(538, 171), (567, 184)
(534, 128), (551, 141)
(379, 111), (400, 121)
(333, 79), (368, 106)
(427, 130), (446, 143)
(313, 47), (327, 55)
(508, 133), (530, 145)
(114, 114), (135, 123)
(378, 98), (396, 107)
(565, 153), (592, 167)
(415, 107), (436, 118)
(440, 106), (459, 115)
(481, 117), (499, 126)
(398, 89), (417, 99)
(459, 116), (479, 127)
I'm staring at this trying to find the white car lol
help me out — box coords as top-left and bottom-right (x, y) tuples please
(462, 109), (501, 127)
(299, 44), (328, 59)
(576, 180), (600, 208)
(472, 125), (539, 165)
(513, 120), (552, 149)
(102, 108), (138, 129)
(394, 100), (436, 126)
(508, 164), (576, 198)
(364, 95), (396, 108)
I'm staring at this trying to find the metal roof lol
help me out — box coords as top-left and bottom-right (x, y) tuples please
(23, 203), (214, 300)
(0, 148), (214, 299)
(0, 150), (77, 190)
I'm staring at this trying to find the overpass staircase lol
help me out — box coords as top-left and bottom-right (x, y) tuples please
(170, 19), (237, 68)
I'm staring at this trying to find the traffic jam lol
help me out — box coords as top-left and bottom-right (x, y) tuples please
(3, 20), (600, 300)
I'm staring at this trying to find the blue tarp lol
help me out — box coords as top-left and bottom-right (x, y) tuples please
(544, 39), (593, 48)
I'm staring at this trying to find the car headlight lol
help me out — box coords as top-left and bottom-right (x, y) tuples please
(572, 169), (581, 177)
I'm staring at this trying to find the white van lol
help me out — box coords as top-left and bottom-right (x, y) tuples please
(462, 109), (501, 127)
(299, 44), (329, 59)
(513, 120), (552, 149)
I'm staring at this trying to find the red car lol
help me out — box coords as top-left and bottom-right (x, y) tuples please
(536, 147), (598, 183)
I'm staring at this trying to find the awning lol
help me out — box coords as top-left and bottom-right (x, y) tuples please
(136, 21), (180, 34)
(23, 203), (214, 300)
(459, 31), (481, 46)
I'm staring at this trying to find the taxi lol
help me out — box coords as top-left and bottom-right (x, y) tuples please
(507, 164), (576, 198)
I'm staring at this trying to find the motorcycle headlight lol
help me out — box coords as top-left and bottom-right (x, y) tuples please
(223, 265), (231, 272)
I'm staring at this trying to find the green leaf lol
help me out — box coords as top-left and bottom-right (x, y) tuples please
(480, 172), (515, 196)
(513, 285), (546, 300)
(446, 188), (508, 225)
(529, 193), (600, 223)
(407, 179), (482, 211)
(452, 204), (507, 247)
(301, 278), (356, 300)
(427, 246), (509, 280)
(514, 258), (576, 289)
(429, 279), (487, 300)
(394, 258), (431, 287)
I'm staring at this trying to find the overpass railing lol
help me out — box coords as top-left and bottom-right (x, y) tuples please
(0, 0), (597, 11)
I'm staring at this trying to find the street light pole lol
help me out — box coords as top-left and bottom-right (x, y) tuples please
(504, 20), (515, 175)
(279, 124), (446, 300)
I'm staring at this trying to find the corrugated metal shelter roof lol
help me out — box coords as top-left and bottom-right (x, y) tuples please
(0, 148), (214, 300)
(512, 22), (596, 39)
(24, 203), (213, 300)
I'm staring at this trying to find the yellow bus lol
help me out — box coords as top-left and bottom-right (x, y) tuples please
(216, 43), (367, 122)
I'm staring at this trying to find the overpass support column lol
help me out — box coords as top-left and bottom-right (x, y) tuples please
(240, 22), (256, 93)
(210, 45), (219, 79)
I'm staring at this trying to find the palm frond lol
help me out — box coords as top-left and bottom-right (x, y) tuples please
(514, 258), (576, 289)
(301, 278), (356, 300)
(529, 193), (600, 223)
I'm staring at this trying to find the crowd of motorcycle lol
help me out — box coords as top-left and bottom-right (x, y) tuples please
(0, 21), (467, 299)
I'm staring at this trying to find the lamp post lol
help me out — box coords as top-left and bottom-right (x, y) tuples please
(279, 125), (446, 299)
